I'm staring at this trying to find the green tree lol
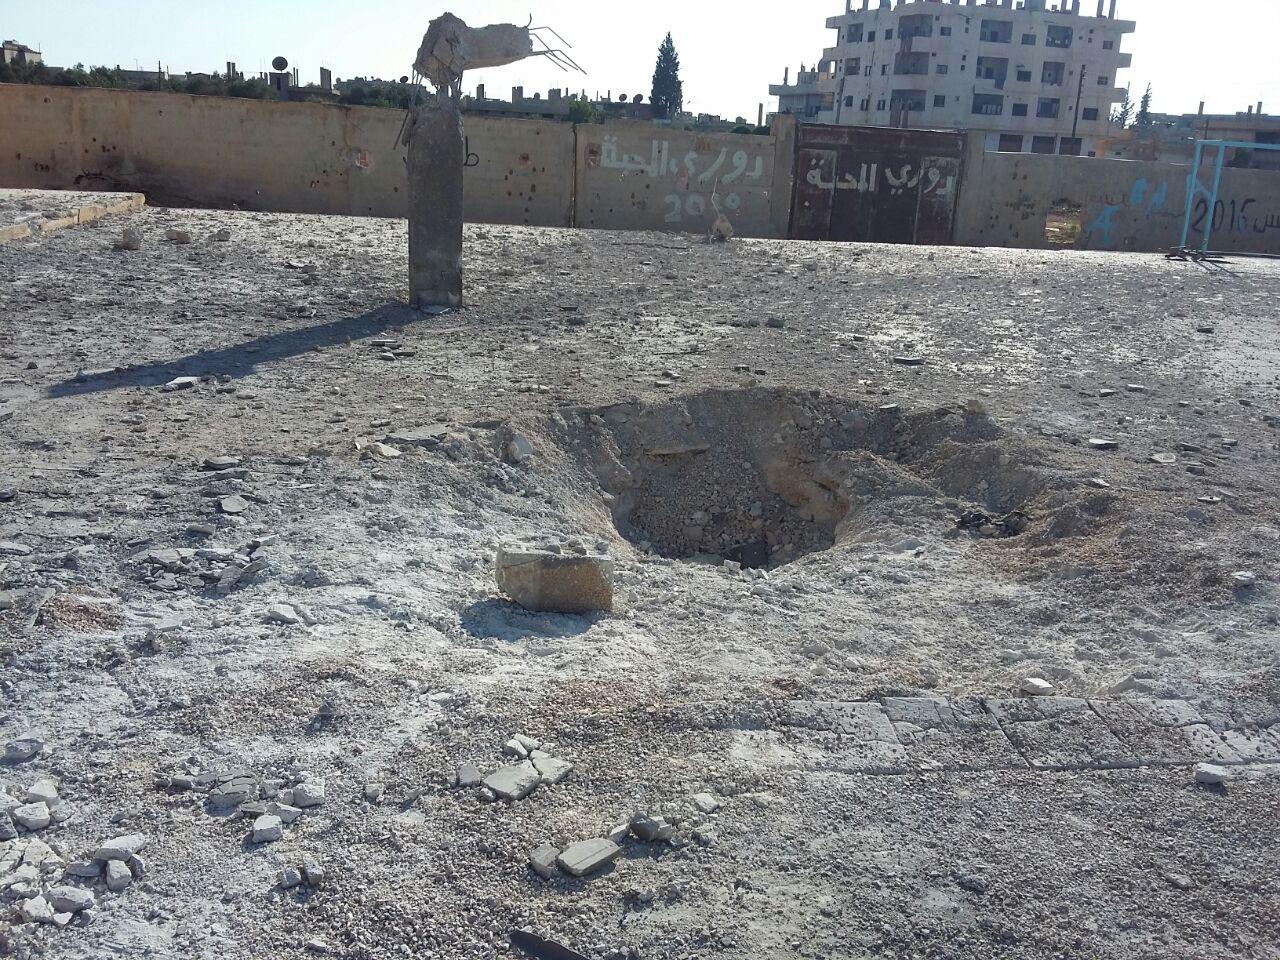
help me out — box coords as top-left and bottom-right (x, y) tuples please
(650, 33), (683, 120)
(1136, 83), (1153, 128)
(567, 97), (600, 124)
(1111, 83), (1132, 128)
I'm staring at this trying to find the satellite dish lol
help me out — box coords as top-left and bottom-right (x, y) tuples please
(618, 93), (627, 102)
(399, 75), (409, 84)
(272, 56), (289, 72)
(633, 94), (643, 104)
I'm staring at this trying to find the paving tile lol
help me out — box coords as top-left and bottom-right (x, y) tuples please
(999, 710), (1140, 771)
(1181, 724), (1244, 764)
(1088, 699), (1194, 765)
(1220, 728), (1280, 763)
(1140, 700), (1206, 728)
(786, 701), (900, 743)
(881, 697), (951, 729)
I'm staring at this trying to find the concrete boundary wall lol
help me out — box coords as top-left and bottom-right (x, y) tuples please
(953, 140), (1280, 254)
(0, 83), (574, 227)
(574, 121), (796, 238)
(3, 84), (1279, 252)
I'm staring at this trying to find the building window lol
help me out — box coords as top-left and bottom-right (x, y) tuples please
(1058, 137), (1083, 156)
(1036, 97), (1061, 119)
(1097, 75), (1109, 86)
(1081, 107), (1099, 121)
(1022, 33), (1036, 45)
(1012, 103), (1028, 117)
(941, 26), (952, 36)
(1031, 136), (1057, 154)
(1016, 69), (1032, 82)
(848, 24), (864, 42)
(867, 31), (876, 42)
(881, 64), (888, 75)
(980, 19), (1013, 43)
(972, 93), (1004, 116)
(998, 134), (1024, 152)
(847, 57), (861, 74)
(936, 64), (949, 75)
(1046, 25), (1073, 49)
(885, 29), (894, 40)
(933, 94), (946, 108)
(860, 97), (871, 110)
(1102, 39), (1114, 49)
(864, 66), (872, 76)
(1041, 62), (1065, 86)
(876, 99), (887, 111)
(845, 96), (855, 107)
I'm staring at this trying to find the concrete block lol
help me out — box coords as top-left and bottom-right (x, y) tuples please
(495, 544), (613, 614)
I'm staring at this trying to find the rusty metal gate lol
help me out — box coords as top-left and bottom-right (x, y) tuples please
(790, 125), (966, 244)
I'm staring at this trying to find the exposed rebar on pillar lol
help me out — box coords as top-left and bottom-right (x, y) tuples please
(402, 12), (583, 312)
(406, 97), (464, 309)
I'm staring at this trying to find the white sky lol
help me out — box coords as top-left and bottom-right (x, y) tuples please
(8, 0), (1280, 119)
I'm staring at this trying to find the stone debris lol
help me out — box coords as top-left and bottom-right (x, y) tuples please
(47, 885), (94, 913)
(495, 542), (614, 614)
(292, 778), (326, 808)
(363, 782), (386, 803)
(3, 737), (43, 763)
(555, 838), (622, 878)
(529, 842), (560, 879)
(20, 894), (55, 924)
(301, 856), (326, 888)
(165, 229), (193, 244)
(94, 833), (149, 862)
(220, 494), (250, 515)
(213, 227), (232, 241)
(112, 228), (142, 251)
(1194, 763), (1230, 786)
(266, 603), (302, 625)
(1020, 677), (1056, 697)
(505, 433), (536, 464)
(0, 541), (33, 557)
(456, 763), (482, 788)
(278, 866), (303, 890)
(252, 814), (284, 844)
(162, 376), (200, 392)
(26, 779), (59, 805)
(483, 762), (542, 801)
(691, 793), (722, 814)
(531, 754), (574, 786)
(630, 813), (676, 843)
(104, 859), (132, 892)
(12, 802), (52, 831)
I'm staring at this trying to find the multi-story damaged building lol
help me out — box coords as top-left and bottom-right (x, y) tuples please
(771, 0), (1135, 157)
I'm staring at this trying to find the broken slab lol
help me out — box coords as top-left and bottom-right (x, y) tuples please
(555, 838), (622, 878)
(482, 762), (541, 801)
(495, 543), (614, 614)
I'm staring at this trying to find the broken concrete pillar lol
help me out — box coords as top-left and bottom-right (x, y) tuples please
(407, 98), (464, 309)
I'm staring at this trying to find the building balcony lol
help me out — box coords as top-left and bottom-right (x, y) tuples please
(1117, 52), (1133, 68)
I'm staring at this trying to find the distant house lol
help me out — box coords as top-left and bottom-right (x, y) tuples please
(2, 40), (42, 66)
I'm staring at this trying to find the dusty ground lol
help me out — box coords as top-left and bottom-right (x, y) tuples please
(1, 201), (1279, 960)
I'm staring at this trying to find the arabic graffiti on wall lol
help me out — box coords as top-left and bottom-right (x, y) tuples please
(597, 134), (769, 225)
(802, 157), (956, 198)
(1188, 196), (1277, 236)
(1084, 175), (1277, 249)
(1084, 176), (1169, 249)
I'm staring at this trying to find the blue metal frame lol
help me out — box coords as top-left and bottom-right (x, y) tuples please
(1180, 139), (1280, 252)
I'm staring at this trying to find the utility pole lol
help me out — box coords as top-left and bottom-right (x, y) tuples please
(1071, 67), (1087, 138)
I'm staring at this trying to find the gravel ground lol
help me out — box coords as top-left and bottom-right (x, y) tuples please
(1, 204), (1279, 960)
